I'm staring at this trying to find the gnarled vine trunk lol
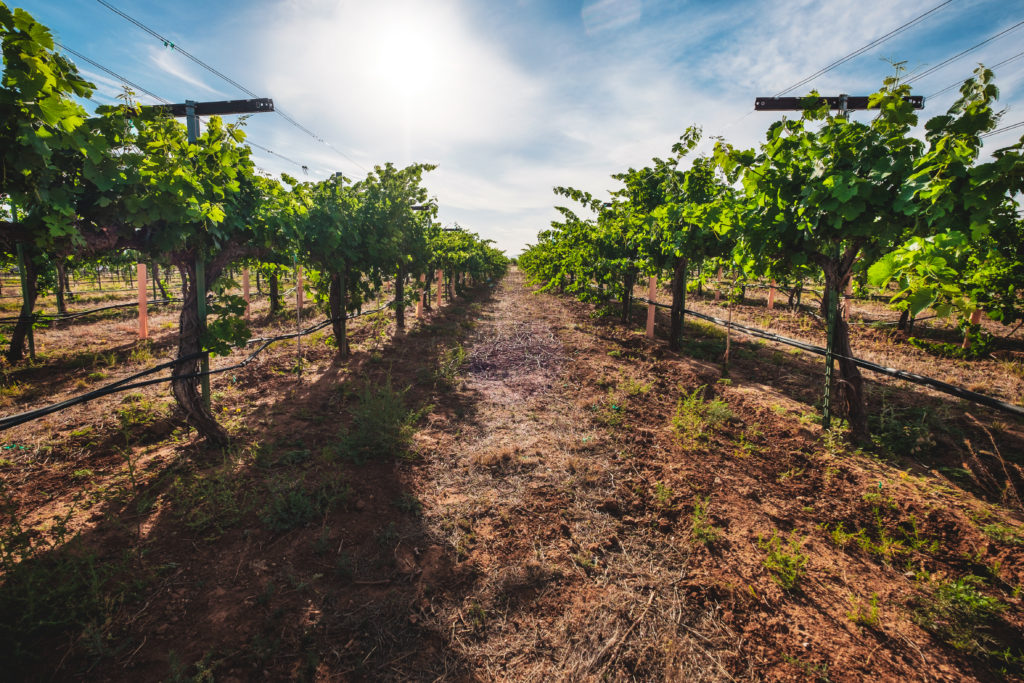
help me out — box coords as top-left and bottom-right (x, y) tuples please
(55, 260), (67, 316)
(897, 308), (909, 332)
(269, 271), (281, 316)
(669, 256), (687, 351)
(153, 261), (169, 300)
(7, 249), (38, 363)
(329, 266), (349, 357)
(621, 269), (637, 324)
(395, 264), (406, 332)
(821, 257), (867, 440)
(171, 259), (228, 446)
(423, 269), (434, 310)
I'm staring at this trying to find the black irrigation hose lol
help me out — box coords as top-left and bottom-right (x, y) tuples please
(638, 297), (1024, 419)
(787, 307), (938, 327)
(0, 351), (204, 431)
(0, 298), (182, 324)
(0, 300), (396, 432)
(0, 292), (273, 325)
(701, 280), (895, 303)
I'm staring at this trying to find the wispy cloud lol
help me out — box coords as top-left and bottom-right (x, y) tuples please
(147, 45), (226, 97)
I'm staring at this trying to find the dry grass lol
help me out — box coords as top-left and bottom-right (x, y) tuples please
(410, 271), (753, 680)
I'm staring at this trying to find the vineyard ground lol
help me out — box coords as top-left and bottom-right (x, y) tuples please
(0, 269), (1023, 680)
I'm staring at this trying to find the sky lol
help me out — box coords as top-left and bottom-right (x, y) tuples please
(12, 0), (1024, 255)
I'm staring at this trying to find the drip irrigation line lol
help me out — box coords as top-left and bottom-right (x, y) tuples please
(0, 291), (271, 325)
(637, 297), (1024, 419)
(802, 308), (937, 326)
(2, 287), (147, 299)
(0, 300), (394, 432)
(0, 298), (182, 324)
(0, 351), (204, 431)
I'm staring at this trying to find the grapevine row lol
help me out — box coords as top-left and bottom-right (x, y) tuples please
(520, 70), (1023, 439)
(0, 5), (508, 444)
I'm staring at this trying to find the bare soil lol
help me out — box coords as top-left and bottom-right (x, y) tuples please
(1, 269), (1023, 681)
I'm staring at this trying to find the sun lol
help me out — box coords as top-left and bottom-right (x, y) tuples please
(367, 16), (445, 99)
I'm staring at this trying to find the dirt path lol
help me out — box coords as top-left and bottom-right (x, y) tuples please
(409, 270), (748, 680)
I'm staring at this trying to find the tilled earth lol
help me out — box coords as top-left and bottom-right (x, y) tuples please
(2, 269), (1023, 681)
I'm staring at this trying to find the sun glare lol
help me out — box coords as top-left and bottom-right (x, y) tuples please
(366, 16), (445, 99)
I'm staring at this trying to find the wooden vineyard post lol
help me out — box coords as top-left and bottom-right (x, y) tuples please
(767, 280), (776, 310)
(417, 273), (425, 319)
(242, 267), (251, 322)
(137, 263), (148, 339)
(962, 309), (983, 350)
(436, 269), (443, 308)
(646, 276), (656, 339)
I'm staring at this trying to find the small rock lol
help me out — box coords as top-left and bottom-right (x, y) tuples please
(355, 500), (366, 511)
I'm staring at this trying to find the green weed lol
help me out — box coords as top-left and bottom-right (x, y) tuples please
(690, 495), (720, 544)
(653, 481), (674, 508)
(981, 522), (1024, 546)
(869, 403), (939, 457)
(672, 385), (733, 444)
(435, 344), (467, 390)
(911, 575), (1016, 662)
(847, 593), (881, 628)
(758, 531), (808, 590)
(343, 377), (428, 462)
(392, 493), (422, 516)
(170, 469), (250, 538)
(259, 475), (349, 532)
(129, 341), (154, 364)
(0, 482), (133, 673)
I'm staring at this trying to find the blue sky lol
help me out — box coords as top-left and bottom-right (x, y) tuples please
(13, 0), (1024, 254)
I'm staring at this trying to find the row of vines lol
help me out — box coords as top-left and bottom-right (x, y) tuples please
(0, 5), (507, 444)
(519, 67), (1023, 440)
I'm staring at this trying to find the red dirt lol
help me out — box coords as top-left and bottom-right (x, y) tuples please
(1, 270), (1023, 681)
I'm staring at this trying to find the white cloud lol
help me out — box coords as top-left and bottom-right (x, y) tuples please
(255, 0), (545, 161)
(581, 0), (643, 35)
(227, 0), (1022, 254)
(77, 68), (132, 103)
(147, 45), (226, 97)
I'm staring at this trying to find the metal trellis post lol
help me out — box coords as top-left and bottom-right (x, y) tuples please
(143, 97), (275, 410)
(822, 285), (838, 430)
